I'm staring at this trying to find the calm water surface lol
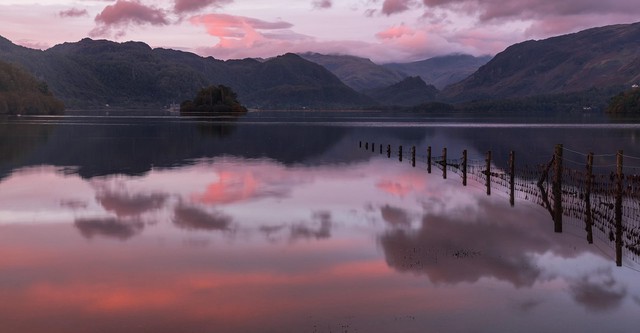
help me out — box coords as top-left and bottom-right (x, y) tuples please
(1, 111), (640, 332)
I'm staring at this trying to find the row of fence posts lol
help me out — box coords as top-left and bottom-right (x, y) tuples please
(360, 141), (630, 267)
(359, 141), (516, 206)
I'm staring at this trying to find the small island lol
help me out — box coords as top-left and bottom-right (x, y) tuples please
(0, 60), (64, 115)
(180, 85), (247, 116)
(607, 87), (640, 113)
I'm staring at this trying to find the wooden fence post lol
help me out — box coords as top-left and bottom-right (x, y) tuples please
(462, 150), (467, 186)
(387, 144), (391, 158)
(411, 146), (416, 167)
(380, 144), (382, 154)
(442, 147), (447, 179)
(365, 142), (368, 150)
(615, 150), (623, 266)
(399, 145), (403, 162)
(371, 142), (375, 152)
(585, 152), (594, 244)
(427, 146), (432, 174)
(359, 141), (362, 148)
(486, 150), (492, 196)
(509, 151), (515, 206)
(553, 144), (563, 233)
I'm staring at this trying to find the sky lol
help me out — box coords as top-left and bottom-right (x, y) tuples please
(0, 0), (638, 63)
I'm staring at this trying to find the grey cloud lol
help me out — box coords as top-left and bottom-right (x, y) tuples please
(173, 204), (232, 231)
(380, 204), (411, 227)
(75, 217), (144, 240)
(569, 268), (627, 312)
(380, 197), (591, 288)
(59, 8), (89, 18)
(96, 191), (167, 217)
(290, 211), (333, 240)
(90, 0), (169, 38)
(312, 0), (332, 9)
(173, 0), (233, 13)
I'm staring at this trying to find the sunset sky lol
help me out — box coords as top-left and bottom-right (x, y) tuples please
(0, 0), (638, 62)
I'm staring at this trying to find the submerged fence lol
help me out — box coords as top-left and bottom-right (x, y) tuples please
(358, 141), (640, 268)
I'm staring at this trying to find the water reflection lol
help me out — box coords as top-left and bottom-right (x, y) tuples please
(75, 217), (145, 240)
(0, 117), (350, 180)
(1, 117), (640, 332)
(173, 204), (233, 231)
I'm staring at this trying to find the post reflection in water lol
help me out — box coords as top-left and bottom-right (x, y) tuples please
(1, 116), (640, 332)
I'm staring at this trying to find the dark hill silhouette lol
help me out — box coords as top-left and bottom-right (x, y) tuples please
(242, 53), (373, 109)
(442, 22), (640, 103)
(365, 76), (439, 107)
(299, 53), (405, 91)
(0, 38), (372, 109)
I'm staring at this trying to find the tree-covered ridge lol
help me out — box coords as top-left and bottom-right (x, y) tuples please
(1, 37), (371, 109)
(0, 60), (64, 115)
(607, 88), (640, 113)
(180, 85), (247, 115)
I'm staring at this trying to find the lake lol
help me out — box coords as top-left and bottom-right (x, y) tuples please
(1, 110), (640, 332)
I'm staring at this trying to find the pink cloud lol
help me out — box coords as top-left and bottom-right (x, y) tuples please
(90, 0), (169, 38)
(173, 0), (233, 14)
(375, 24), (415, 39)
(190, 13), (296, 50)
(58, 8), (89, 18)
(312, 0), (332, 9)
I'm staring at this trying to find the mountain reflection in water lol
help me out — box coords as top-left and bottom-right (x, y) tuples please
(1, 113), (639, 332)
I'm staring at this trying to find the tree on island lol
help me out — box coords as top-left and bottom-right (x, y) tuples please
(607, 87), (640, 113)
(0, 60), (64, 115)
(180, 85), (247, 115)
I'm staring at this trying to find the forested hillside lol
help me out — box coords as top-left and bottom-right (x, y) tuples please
(0, 60), (64, 115)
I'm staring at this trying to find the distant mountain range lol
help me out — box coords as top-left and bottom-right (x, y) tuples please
(384, 54), (492, 90)
(442, 22), (640, 103)
(298, 52), (490, 92)
(298, 53), (406, 91)
(2, 21), (640, 111)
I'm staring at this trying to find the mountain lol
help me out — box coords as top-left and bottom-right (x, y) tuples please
(239, 53), (373, 109)
(384, 54), (491, 90)
(442, 22), (640, 103)
(0, 37), (372, 109)
(0, 59), (64, 114)
(299, 53), (406, 92)
(365, 76), (438, 107)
